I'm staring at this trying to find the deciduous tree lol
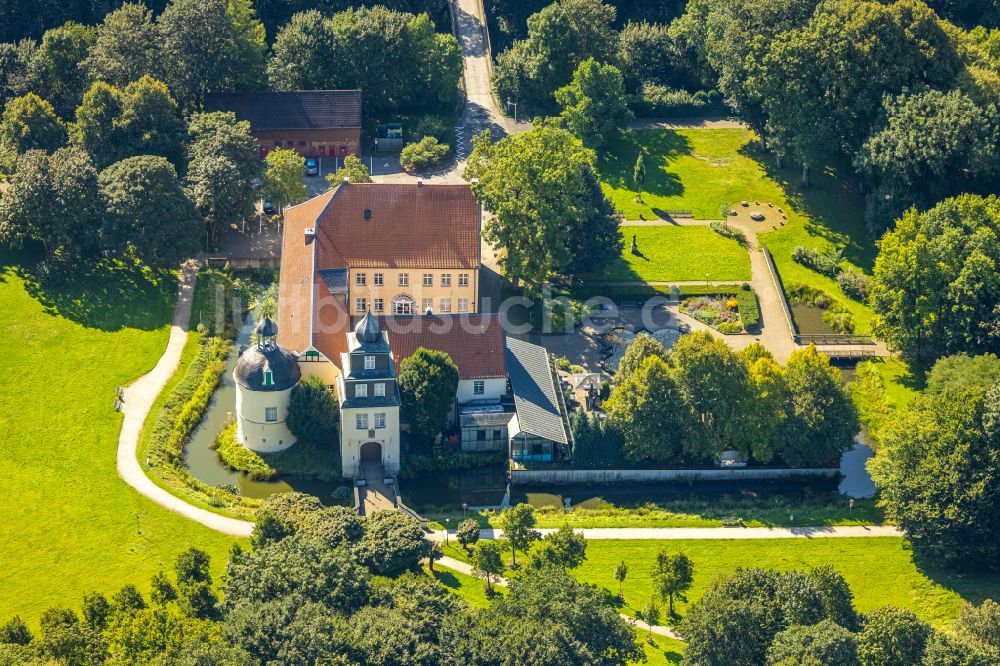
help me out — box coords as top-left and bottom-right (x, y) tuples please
(286, 375), (339, 446)
(262, 148), (306, 210)
(495, 503), (539, 568)
(0, 92), (65, 156)
(556, 58), (633, 148)
(604, 355), (689, 463)
(654, 549), (692, 616)
(470, 540), (504, 593)
(85, 3), (160, 88)
(856, 607), (931, 666)
(28, 21), (95, 118)
(397, 347), (459, 447)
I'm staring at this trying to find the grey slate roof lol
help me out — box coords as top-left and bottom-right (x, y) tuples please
(203, 90), (362, 130)
(317, 268), (349, 294)
(504, 338), (568, 445)
(234, 345), (302, 392)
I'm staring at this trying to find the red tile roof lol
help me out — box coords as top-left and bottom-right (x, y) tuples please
(277, 194), (328, 354)
(316, 183), (480, 269)
(384, 314), (506, 379)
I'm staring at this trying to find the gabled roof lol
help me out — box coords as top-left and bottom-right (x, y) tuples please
(315, 183), (480, 269)
(505, 338), (568, 445)
(203, 90), (362, 130)
(385, 314), (506, 380)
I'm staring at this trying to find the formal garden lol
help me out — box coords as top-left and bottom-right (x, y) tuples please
(595, 225), (751, 283)
(0, 253), (236, 624)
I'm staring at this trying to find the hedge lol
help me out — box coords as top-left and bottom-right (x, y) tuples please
(212, 422), (277, 481)
(573, 283), (744, 301)
(399, 450), (506, 480)
(736, 287), (761, 330)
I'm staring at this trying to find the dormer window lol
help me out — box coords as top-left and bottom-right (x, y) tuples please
(364, 355), (375, 370)
(364, 208), (372, 220)
(263, 370), (274, 387)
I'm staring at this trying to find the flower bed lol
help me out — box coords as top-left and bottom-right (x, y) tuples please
(680, 295), (744, 334)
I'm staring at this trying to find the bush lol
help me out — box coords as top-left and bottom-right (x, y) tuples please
(261, 438), (342, 482)
(398, 451), (506, 480)
(400, 136), (450, 171)
(718, 322), (743, 334)
(823, 306), (856, 334)
(791, 246), (842, 278)
(709, 220), (747, 245)
(412, 114), (450, 142)
(787, 282), (836, 308)
(212, 422), (277, 481)
(837, 270), (869, 302)
(736, 289), (760, 329)
(631, 84), (724, 117)
(287, 375), (339, 445)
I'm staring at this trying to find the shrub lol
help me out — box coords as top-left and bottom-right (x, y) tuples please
(631, 84), (724, 117)
(398, 451), (506, 480)
(787, 283), (835, 308)
(791, 246), (842, 277)
(412, 114), (449, 142)
(823, 307), (856, 334)
(709, 220), (747, 245)
(837, 270), (869, 301)
(212, 422), (277, 481)
(737, 289), (761, 329)
(718, 322), (743, 334)
(287, 375), (339, 445)
(555, 356), (572, 371)
(400, 136), (449, 171)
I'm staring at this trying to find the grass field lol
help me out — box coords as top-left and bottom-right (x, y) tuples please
(441, 538), (1000, 629)
(595, 226), (751, 282)
(596, 128), (876, 332)
(0, 254), (236, 624)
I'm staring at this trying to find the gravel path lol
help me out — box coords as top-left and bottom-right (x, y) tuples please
(436, 555), (685, 641)
(115, 261), (254, 538)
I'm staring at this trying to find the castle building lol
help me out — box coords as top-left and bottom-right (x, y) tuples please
(233, 317), (301, 452)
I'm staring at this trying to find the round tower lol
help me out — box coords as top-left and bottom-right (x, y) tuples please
(233, 316), (302, 452)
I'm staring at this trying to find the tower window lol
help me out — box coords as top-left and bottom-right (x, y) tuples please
(356, 414), (368, 429)
(355, 383), (368, 398)
(363, 208), (372, 220)
(265, 407), (277, 422)
(263, 371), (273, 386)
(374, 413), (386, 429)
(364, 355), (375, 370)
(374, 382), (385, 397)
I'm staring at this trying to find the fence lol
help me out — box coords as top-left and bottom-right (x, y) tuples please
(797, 333), (875, 346)
(760, 244), (797, 340)
(510, 467), (838, 485)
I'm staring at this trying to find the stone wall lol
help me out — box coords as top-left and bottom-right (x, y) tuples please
(510, 467), (838, 485)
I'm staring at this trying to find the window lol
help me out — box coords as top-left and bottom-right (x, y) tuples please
(364, 355), (375, 370)
(493, 429), (503, 440)
(422, 298), (433, 313)
(356, 273), (366, 286)
(356, 414), (368, 429)
(374, 273), (383, 286)
(458, 298), (469, 313)
(355, 297), (366, 312)
(441, 273), (451, 287)
(363, 208), (372, 220)
(423, 273), (433, 287)
(477, 430), (486, 441)
(265, 407), (277, 422)
(392, 295), (414, 315)
(373, 298), (383, 313)
(398, 273), (409, 287)
(374, 413), (386, 429)
(374, 382), (385, 397)
(440, 298), (451, 313)
(474, 380), (485, 395)
(285, 140), (293, 147)
(459, 273), (469, 287)
(263, 370), (274, 386)
(355, 383), (368, 398)
(299, 140), (306, 147)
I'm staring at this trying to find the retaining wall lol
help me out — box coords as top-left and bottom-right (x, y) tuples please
(760, 244), (797, 339)
(511, 467), (838, 485)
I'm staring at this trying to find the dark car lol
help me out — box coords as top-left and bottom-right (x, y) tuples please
(263, 198), (276, 214)
(305, 157), (319, 176)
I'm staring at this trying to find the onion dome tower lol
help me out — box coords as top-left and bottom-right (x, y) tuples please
(233, 316), (302, 452)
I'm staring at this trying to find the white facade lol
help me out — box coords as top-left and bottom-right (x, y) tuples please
(456, 376), (507, 405)
(339, 404), (401, 478)
(235, 381), (296, 452)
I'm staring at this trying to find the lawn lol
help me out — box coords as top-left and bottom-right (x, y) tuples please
(440, 538), (1000, 630)
(597, 128), (876, 332)
(594, 226), (751, 283)
(0, 254), (236, 625)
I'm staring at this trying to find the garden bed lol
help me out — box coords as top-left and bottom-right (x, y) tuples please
(679, 294), (743, 334)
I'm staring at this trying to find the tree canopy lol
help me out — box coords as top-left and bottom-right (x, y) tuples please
(397, 347), (459, 448)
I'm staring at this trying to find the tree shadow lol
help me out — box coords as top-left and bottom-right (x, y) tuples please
(737, 143), (875, 272)
(911, 548), (1000, 610)
(7, 249), (176, 332)
(598, 130), (689, 200)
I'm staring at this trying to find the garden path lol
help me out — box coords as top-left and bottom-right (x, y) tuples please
(435, 556), (685, 641)
(115, 261), (254, 538)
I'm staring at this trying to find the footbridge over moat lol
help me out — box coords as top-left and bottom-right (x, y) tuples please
(354, 456), (427, 528)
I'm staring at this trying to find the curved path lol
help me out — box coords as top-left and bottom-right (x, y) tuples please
(115, 261), (254, 538)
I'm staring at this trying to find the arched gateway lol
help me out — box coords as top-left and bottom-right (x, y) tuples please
(360, 441), (382, 465)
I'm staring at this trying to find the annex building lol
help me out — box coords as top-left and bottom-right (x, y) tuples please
(235, 181), (569, 480)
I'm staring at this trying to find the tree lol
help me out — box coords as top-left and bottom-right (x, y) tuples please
(399, 135), (450, 171)
(174, 548), (218, 619)
(767, 619), (860, 666)
(355, 511), (429, 577)
(426, 541), (442, 572)
(85, 3), (160, 88)
(397, 347), (459, 447)
(71, 81), (124, 168)
(466, 122), (622, 289)
(654, 549), (693, 616)
(633, 153), (645, 202)
(616, 331), (667, 380)
(495, 503), (539, 568)
(616, 20), (693, 93)
(81, 592), (112, 631)
(957, 599), (1000, 652)
(28, 21), (95, 118)
(267, 10), (337, 90)
(0, 616), (32, 645)
(0, 92), (65, 155)
(555, 58), (633, 148)
(0, 146), (102, 261)
(111, 584), (147, 618)
(227, 0), (267, 91)
(867, 366), (1000, 567)
(99, 155), (202, 267)
(639, 600), (660, 643)
(807, 565), (859, 631)
(327, 154), (372, 186)
(531, 524), (587, 569)
(779, 346), (858, 467)
(855, 89), (999, 234)
(456, 518), (480, 552)
(262, 148), (306, 210)
(150, 571), (177, 606)
(470, 540), (504, 593)
(742, 354), (789, 463)
(614, 561), (627, 600)
(0, 39), (36, 108)
(571, 409), (622, 467)
(869, 195), (1000, 361)
(604, 355), (689, 463)
(922, 631), (1000, 666)
(186, 155), (247, 248)
(117, 75), (186, 168)
(286, 375), (339, 445)
(856, 607), (932, 666)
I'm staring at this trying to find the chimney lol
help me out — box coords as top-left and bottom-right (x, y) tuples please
(417, 178), (423, 187)
(304, 227), (315, 244)
(470, 178), (479, 184)
(342, 176), (349, 184)
(424, 305), (433, 315)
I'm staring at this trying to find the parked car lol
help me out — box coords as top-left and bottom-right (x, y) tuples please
(305, 157), (319, 176)
(263, 198), (276, 214)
